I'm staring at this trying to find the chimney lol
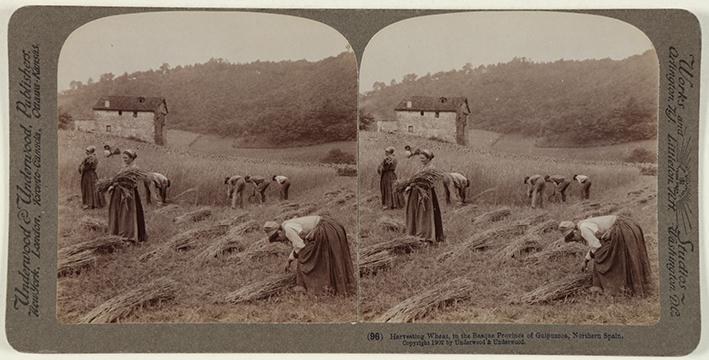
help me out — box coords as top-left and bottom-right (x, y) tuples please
(104, 99), (110, 107)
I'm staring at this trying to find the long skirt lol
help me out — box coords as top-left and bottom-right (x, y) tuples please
(380, 170), (401, 209)
(296, 217), (355, 296)
(592, 217), (651, 296)
(108, 187), (147, 242)
(405, 187), (444, 242)
(80, 170), (104, 209)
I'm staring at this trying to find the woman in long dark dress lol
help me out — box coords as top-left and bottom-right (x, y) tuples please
(79, 146), (104, 209)
(264, 215), (355, 296)
(559, 215), (652, 296)
(107, 149), (147, 242)
(399, 149), (444, 243)
(378, 146), (402, 210)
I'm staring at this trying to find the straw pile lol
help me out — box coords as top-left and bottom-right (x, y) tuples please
(377, 278), (475, 323)
(77, 216), (107, 233)
(471, 207), (511, 225)
(80, 277), (178, 323)
(174, 207), (212, 225)
(58, 235), (128, 276)
(224, 273), (297, 304)
(518, 273), (592, 304)
(195, 220), (260, 262)
(436, 222), (528, 262)
(377, 216), (405, 233)
(493, 234), (543, 262)
(359, 250), (395, 276)
(275, 203), (317, 222)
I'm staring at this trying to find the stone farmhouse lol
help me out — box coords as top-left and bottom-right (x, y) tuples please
(92, 95), (168, 145)
(388, 96), (471, 145)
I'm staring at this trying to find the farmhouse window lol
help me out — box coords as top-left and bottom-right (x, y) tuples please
(118, 111), (123, 116)
(435, 112), (440, 118)
(408, 125), (414, 133)
(420, 111), (424, 116)
(406, 101), (412, 108)
(133, 111), (138, 117)
(106, 125), (112, 132)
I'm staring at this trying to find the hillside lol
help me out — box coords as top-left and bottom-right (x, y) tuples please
(58, 52), (357, 147)
(360, 50), (658, 147)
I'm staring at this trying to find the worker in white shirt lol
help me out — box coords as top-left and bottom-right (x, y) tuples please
(404, 145), (422, 159)
(545, 174), (571, 202)
(263, 215), (355, 296)
(144, 171), (171, 206)
(524, 174), (546, 209)
(443, 172), (470, 205)
(272, 175), (291, 201)
(558, 215), (651, 296)
(224, 175), (246, 209)
(573, 174), (592, 200)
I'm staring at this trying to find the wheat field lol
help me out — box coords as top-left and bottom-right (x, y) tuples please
(358, 131), (659, 324)
(57, 130), (357, 323)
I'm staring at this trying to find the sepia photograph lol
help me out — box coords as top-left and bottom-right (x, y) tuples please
(56, 11), (358, 323)
(358, 11), (660, 323)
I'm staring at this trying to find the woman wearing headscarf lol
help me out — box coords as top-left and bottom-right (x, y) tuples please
(397, 149), (445, 243)
(378, 146), (402, 210)
(263, 215), (355, 296)
(79, 146), (104, 209)
(107, 149), (147, 242)
(558, 215), (651, 296)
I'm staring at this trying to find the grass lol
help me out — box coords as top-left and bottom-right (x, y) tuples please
(165, 129), (356, 163)
(359, 131), (659, 324)
(57, 130), (357, 323)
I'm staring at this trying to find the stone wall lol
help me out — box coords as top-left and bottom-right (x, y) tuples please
(395, 111), (457, 142)
(94, 110), (155, 143)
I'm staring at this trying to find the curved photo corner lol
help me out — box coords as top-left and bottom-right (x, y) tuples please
(56, 10), (359, 324)
(358, 11), (660, 325)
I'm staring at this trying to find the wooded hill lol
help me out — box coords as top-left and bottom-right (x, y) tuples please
(361, 50), (658, 147)
(59, 52), (357, 147)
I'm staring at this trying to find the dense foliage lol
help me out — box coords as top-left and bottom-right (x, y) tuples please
(59, 52), (357, 147)
(361, 50), (658, 146)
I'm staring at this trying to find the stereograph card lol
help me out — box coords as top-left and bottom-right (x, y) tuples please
(3, 5), (702, 356)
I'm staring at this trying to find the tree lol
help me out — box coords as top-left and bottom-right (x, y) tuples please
(372, 81), (386, 92)
(358, 110), (375, 130)
(99, 73), (114, 82)
(58, 107), (72, 130)
(402, 73), (418, 83)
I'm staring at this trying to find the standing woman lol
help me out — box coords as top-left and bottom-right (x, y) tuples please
(559, 215), (652, 296)
(397, 149), (445, 243)
(378, 146), (402, 210)
(263, 215), (355, 296)
(107, 149), (147, 242)
(79, 146), (104, 209)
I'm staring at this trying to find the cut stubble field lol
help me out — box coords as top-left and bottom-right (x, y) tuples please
(359, 131), (659, 324)
(57, 130), (357, 323)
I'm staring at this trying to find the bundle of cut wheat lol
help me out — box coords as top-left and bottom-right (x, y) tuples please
(377, 216), (405, 233)
(395, 168), (445, 205)
(377, 278), (475, 323)
(224, 273), (297, 304)
(436, 222), (528, 262)
(77, 216), (107, 233)
(195, 220), (260, 262)
(360, 236), (426, 258)
(471, 207), (511, 225)
(96, 178), (112, 193)
(493, 234), (543, 262)
(517, 273), (592, 304)
(173, 207), (212, 225)
(359, 250), (395, 276)
(58, 235), (128, 276)
(80, 277), (178, 323)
